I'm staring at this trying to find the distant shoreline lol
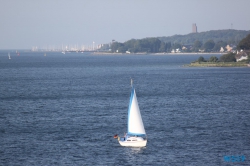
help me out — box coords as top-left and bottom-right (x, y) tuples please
(92, 52), (223, 55)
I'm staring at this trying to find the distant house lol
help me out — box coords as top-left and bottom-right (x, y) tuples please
(171, 48), (181, 53)
(235, 51), (248, 62)
(182, 45), (192, 50)
(176, 48), (181, 53)
(226, 45), (232, 52)
(182, 46), (187, 50)
(220, 47), (224, 52)
(226, 44), (236, 52)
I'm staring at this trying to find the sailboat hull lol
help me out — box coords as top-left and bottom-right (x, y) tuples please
(119, 137), (147, 147)
(119, 140), (147, 147)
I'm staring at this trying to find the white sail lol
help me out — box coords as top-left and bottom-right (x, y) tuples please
(127, 88), (146, 136)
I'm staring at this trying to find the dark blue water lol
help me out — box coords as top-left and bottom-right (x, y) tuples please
(0, 52), (250, 165)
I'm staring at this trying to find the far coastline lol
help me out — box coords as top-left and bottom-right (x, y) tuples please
(92, 52), (223, 55)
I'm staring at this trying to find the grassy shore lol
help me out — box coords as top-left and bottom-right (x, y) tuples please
(187, 62), (249, 67)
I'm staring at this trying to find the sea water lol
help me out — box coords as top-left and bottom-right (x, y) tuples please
(0, 52), (249, 165)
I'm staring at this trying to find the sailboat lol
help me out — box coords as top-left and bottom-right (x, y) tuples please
(115, 79), (147, 147)
(8, 53), (11, 59)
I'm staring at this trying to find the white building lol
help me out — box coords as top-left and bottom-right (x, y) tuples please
(235, 51), (248, 62)
(220, 47), (224, 52)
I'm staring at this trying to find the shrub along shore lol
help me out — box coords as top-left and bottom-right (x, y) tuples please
(186, 52), (250, 67)
(187, 61), (249, 67)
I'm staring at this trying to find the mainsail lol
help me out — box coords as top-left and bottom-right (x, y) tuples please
(127, 88), (146, 136)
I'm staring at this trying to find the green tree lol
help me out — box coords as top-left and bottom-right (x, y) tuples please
(159, 42), (166, 52)
(111, 42), (124, 52)
(165, 42), (172, 52)
(148, 38), (161, 53)
(213, 41), (227, 51)
(197, 56), (206, 62)
(209, 56), (218, 62)
(117, 46), (127, 53)
(203, 40), (215, 52)
(193, 40), (202, 49)
(219, 52), (236, 62)
(237, 34), (250, 50)
(173, 43), (182, 49)
(124, 38), (162, 53)
(124, 39), (136, 50)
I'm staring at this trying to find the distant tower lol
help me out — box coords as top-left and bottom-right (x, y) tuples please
(192, 23), (197, 33)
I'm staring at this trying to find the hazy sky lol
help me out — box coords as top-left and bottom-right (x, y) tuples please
(1, 0), (250, 49)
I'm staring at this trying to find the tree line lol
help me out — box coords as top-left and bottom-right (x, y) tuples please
(109, 29), (250, 53)
(195, 53), (237, 63)
(158, 29), (250, 46)
(111, 38), (231, 53)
